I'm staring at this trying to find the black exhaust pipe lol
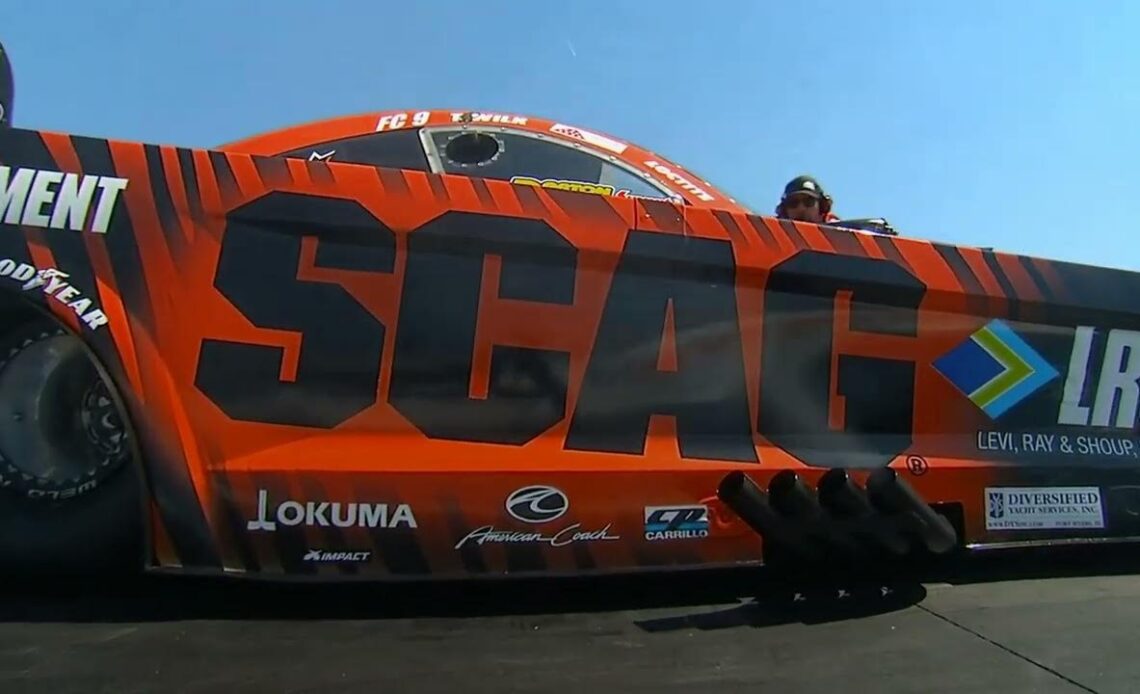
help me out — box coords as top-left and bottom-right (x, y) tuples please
(817, 468), (911, 556)
(717, 471), (821, 561)
(768, 470), (821, 520)
(866, 467), (958, 554)
(769, 470), (862, 555)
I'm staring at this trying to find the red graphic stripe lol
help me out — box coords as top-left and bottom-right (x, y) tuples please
(22, 230), (77, 331)
(305, 158), (336, 187)
(285, 157), (313, 189)
(546, 189), (629, 230)
(469, 178), (496, 209)
(711, 209), (749, 246)
(424, 172), (449, 204)
(376, 168), (411, 199)
(33, 133), (88, 334)
(792, 220), (836, 253)
(820, 227), (866, 257)
(776, 219), (810, 250)
(42, 132), (145, 397)
(854, 231), (888, 259)
(226, 152), (267, 200)
(636, 199), (685, 235)
(108, 140), (216, 516)
(874, 235), (916, 275)
(996, 252), (1045, 303)
(512, 182), (554, 219)
(1030, 256), (1072, 305)
(441, 174), (483, 211)
(485, 179), (526, 217)
(738, 214), (781, 252)
(158, 147), (195, 250)
(194, 150), (225, 218)
(957, 247), (1007, 317)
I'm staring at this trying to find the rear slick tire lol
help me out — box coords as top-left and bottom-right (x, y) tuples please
(0, 318), (143, 578)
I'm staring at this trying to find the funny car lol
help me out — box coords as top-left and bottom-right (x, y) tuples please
(2, 41), (1139, 582)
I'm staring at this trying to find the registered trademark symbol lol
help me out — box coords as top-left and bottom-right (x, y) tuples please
(906, 456), (928, 476)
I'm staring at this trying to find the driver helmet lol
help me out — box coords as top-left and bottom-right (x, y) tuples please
(778, 174), (834, 219)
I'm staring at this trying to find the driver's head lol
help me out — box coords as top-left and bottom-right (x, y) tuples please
(778, 175), (829, 222)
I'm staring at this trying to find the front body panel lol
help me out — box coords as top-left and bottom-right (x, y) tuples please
(3, 125), (1140, 581)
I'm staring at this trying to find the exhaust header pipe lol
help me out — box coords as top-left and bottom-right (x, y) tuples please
(866, 467), (958, 554)
(767, 470), (821, 521)
(769, 469), (862, 556)
(818, 468), (910, 556)
(717, 471), (821, 561)
(717, 465), (960, 566)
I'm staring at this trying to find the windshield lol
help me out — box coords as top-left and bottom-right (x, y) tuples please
(276, 128), (430, 171)
(425, 127), (679, 202)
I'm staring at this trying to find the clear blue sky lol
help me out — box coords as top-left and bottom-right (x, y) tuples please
(5, 1), (1138, 269)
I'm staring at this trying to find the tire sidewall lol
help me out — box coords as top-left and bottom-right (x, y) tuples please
(0, 319), (143, 576)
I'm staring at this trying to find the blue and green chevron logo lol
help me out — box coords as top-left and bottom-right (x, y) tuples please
(933, 319), (1059, 419)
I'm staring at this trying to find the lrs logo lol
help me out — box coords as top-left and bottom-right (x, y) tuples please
(644, 505), (709, 541)
(1058, 327), (1140, 429)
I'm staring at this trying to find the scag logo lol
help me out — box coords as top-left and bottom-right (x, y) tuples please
(196, 191), (933, 470)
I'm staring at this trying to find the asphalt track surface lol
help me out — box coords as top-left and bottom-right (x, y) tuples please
(4, 546), (1140, 693)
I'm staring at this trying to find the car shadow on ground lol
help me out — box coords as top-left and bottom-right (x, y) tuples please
(2, 543), (1139, 628)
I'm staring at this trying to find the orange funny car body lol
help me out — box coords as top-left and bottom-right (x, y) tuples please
(1, 99), (1138, 581)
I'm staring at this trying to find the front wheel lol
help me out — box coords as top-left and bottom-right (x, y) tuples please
(0, 318), (143, 577)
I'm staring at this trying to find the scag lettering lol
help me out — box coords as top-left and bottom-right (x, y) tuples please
(194, 195), (927, 469)
(759, 251), (925, 468)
